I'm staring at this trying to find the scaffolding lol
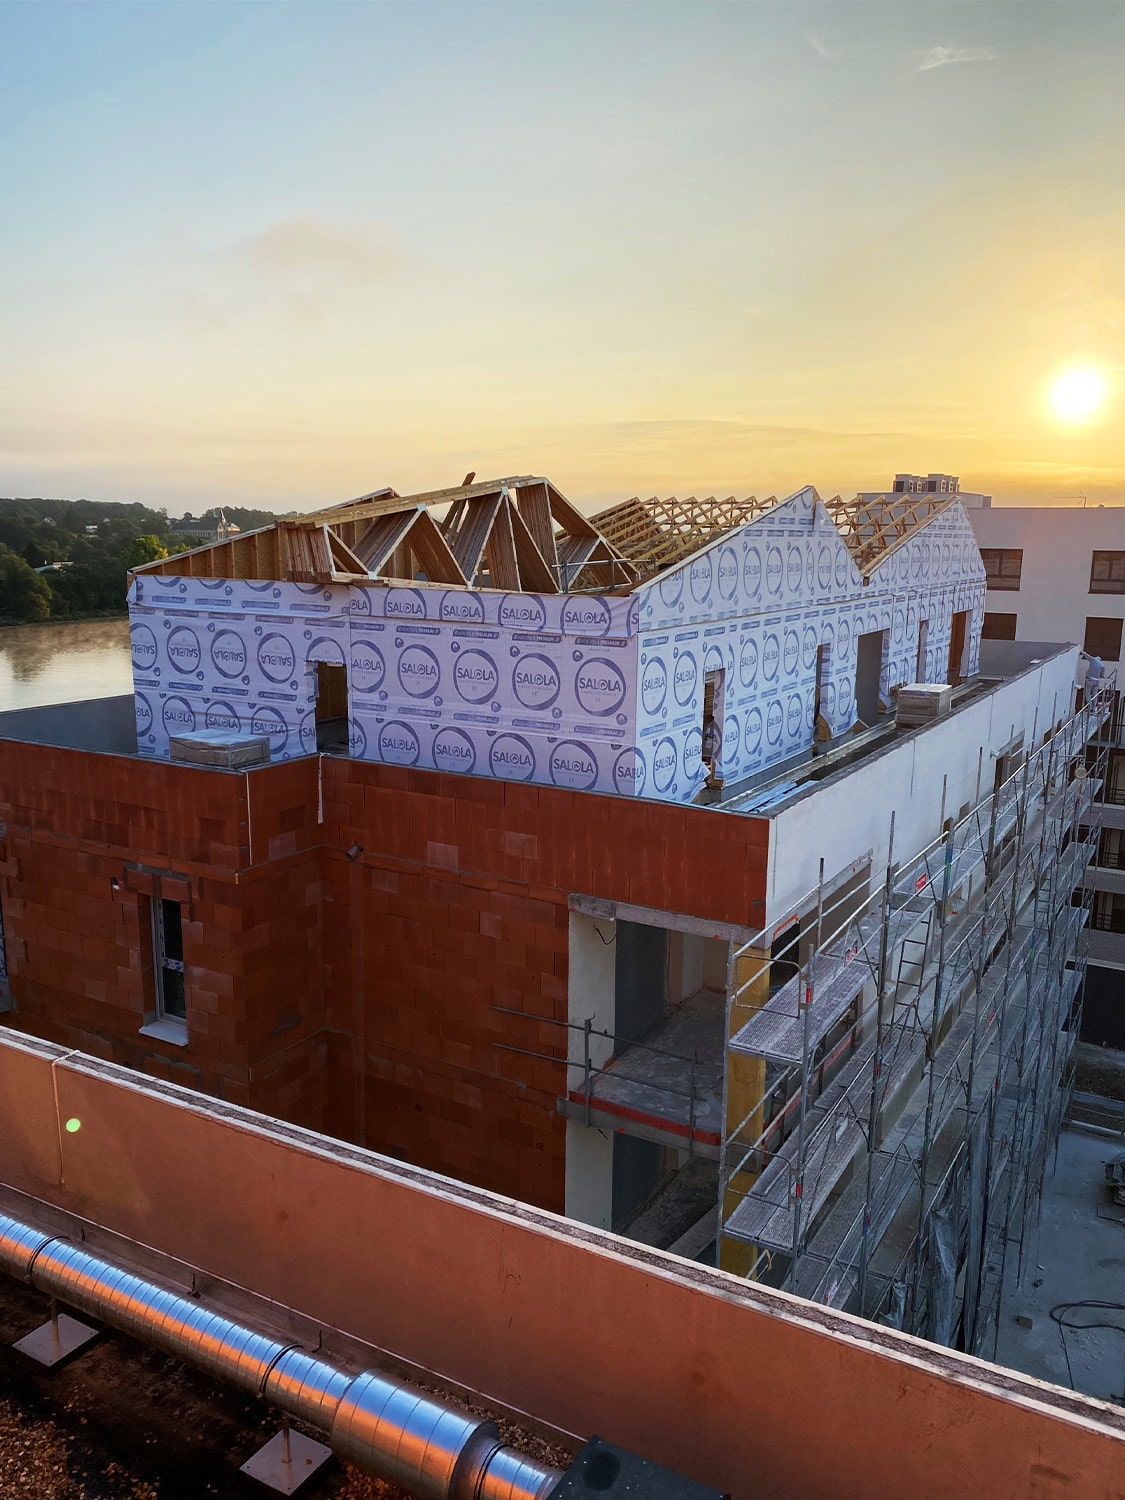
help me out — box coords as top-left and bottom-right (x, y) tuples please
(718, 682), (1114, 1355)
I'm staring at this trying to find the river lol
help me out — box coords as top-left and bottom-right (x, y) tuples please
(0, 619), (132, 712)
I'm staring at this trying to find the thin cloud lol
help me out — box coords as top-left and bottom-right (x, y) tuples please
(807, 34), (831, 61)
(913, 45), (1000, 73)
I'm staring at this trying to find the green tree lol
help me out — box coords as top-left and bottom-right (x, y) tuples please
(122, 535), (169, 569)
(0, 545), (52, 622)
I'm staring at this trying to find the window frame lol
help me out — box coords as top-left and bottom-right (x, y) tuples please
(1083, 616), (1124, 662)
(979, 548), (1023, 591)
(1090, 551), (1125, 594)
(981, 612), (1017, 641)
(140, 888), (189, 1044)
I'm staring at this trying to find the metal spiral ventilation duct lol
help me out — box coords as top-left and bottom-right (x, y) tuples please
(0, 1210), (560, 1500)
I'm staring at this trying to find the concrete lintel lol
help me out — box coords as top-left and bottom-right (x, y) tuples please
(568, 893), (753, 945)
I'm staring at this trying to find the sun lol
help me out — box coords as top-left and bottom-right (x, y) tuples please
(1050, 367), (1106, 423)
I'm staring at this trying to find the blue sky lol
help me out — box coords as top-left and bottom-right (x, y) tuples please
(1, 1), (1123, 510)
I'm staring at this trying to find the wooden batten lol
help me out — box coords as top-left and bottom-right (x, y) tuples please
(451, 492), (503, 581)
(405, 509), (468, 585)
(509, 502), (559, 593)
(483, 497), (520, 590)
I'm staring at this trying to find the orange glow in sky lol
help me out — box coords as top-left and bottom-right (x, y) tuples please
(0, 3), (1122, 511)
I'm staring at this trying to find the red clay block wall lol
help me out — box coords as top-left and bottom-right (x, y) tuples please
(316, 760), (768, 1211)
(0, 740), (769, 1212)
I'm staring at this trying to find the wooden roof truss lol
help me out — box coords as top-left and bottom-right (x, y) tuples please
(134, 477), (640, 594)
(826, 492), (958, 574)
(591, 494), (778, 578)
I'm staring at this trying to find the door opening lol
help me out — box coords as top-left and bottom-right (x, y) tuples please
(702, 669), (723, 781)
(854, 629), (886, 726)
(315, 662), (350, 753)
(916, 619), (929, 682)
(813, 644), (830, 743)
(948, 610), (969, 687)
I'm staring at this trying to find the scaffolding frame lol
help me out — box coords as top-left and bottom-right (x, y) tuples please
(719, 682), (1114, 1353)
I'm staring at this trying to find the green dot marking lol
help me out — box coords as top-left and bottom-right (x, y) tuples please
(65, 1118), (81, 1134)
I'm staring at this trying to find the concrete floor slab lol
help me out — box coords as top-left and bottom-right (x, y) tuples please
(994, 1128), (1125, 1404)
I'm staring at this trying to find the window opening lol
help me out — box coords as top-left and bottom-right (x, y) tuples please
(980, 549), (1022, 591)
(153, 898), (186, 1021)
(981, 612), (1017, 641)
(1084, 616), (1123, 662)
(1090, 551), (1125, 594)
(915, 619), (929, 681)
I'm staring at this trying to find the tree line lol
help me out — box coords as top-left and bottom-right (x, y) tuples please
(0, 499), (282, 623)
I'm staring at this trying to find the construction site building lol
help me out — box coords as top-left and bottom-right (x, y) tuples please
(0, 476), (1108, 1375)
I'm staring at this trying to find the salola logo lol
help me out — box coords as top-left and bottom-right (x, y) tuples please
(250, 707), (287, 749)
(744, 546), (763, 597)
(641, 656), (667, 715)
(766, 699), (783, 744)
(575, 657), (627, 717)
(672, 651), (698, 708)
(397, 645), (440, 699)
(166, 627), (201, 674)
(385, 589), (426, 619)
(378, 721), (420, 765)
(440, 591), (484, 623)
(783, 630), (799, 677)
(613, 747), (646, 796)
(802, 626), (817, 670)
(513, 653), (560, 710)
(350, 640), (385, 694)
(258, 633), (296, 684)
(489, 734), (535, 781)
(894, 608), (905, 643)
(211, 629), (246, 678)
(689, 553), (713, 603)
(561, 596), (611, 635)
(817, 546), (833, 591)
(453, 650), (498, 704)
(762, 633), (780, 680)
(684, 726), (703, 774)
(786, 693), (803, 738)
(835, 550), (850, 589)
(131, 624), (158, 670)
(837, 620), (851, 659)
(717, 547), (738, 602)
(739, 637), (759, 688)
(745, 707), (763, 752)
(499, 594), (546, 632)
(658, 570), (684, 610)
(652, 737), (677, 793)
(765, 546), (783, 594)
(549, 741), (598, 790)
(786, 547), (803, 594)
(206, 702), (242, 734)
(135, 693), (153, 736)
(433, 728), (476, 773)
(162, 696), (196, 733)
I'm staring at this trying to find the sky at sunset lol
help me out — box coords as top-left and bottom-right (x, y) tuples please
(1, 1), (1123, 513)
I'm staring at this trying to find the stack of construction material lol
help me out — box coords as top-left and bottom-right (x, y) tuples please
(169, 730), (270, 768)
(895, 682), (953, 728)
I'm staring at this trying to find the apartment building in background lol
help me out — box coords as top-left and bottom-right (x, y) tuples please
(969, 503), (1125, 1049)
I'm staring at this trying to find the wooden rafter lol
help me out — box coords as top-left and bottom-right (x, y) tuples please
(827, 493), (958, 573)
(591, 494), (778, 578)
(132, 475), (640, 594)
